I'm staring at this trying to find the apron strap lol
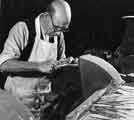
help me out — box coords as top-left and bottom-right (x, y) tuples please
(19, 19), (36, 61)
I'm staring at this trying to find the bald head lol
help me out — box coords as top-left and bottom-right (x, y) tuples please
(48, 0), (71, 28)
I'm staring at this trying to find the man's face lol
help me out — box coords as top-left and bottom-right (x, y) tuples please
(47, 14), (69, 37)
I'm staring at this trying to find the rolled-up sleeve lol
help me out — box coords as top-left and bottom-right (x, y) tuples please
(0, 22), (28, 66)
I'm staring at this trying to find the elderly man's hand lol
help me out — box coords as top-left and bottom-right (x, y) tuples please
(66, 56), (78, 64)
(38, 57), (79, 74)
(38, 60), (58, 74)
(59, 57), (78, 64)
(52, 57), (78, 70)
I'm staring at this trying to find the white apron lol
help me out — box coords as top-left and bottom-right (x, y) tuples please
(5, 14), (58, 104)
(29, 14), (58, 62)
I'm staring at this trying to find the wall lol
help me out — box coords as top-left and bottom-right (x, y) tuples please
(72, 0), (134, 56)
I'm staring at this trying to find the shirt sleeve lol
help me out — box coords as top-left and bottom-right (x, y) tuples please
(57, 32), (66, 60)
(0, 22), (29, 66)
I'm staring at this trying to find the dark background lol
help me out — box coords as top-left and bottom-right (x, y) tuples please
(1, 0), (134, 57)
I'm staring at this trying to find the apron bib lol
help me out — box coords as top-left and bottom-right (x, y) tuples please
(29, 14), (57, 62)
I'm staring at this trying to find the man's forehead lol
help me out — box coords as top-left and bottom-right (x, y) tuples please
(53, 15), (69, 28)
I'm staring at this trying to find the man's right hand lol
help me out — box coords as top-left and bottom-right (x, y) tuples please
(38, 60), (57, 74)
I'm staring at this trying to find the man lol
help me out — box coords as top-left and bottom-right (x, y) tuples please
(0, 0), (72, 106)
